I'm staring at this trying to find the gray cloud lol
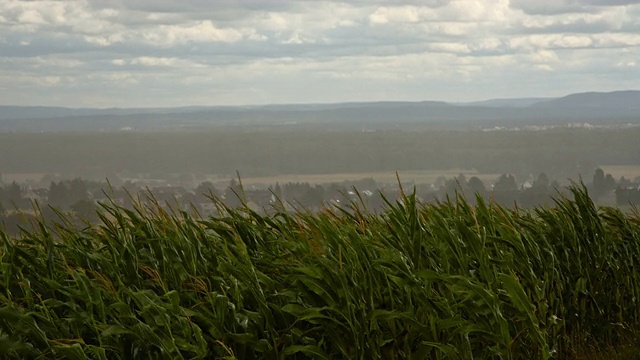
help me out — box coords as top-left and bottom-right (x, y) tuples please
(510, 0), (639, 14)
(0, 0), (638, 107)
(583, 0), (640, 5)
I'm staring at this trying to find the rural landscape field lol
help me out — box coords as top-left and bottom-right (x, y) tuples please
(3, 0), (640, 358)
(2, 185), (640, 359)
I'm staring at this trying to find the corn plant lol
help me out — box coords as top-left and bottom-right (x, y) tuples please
(0, 184), (639, 359)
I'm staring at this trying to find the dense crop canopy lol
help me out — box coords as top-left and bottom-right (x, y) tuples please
(0, 185), (639, 359)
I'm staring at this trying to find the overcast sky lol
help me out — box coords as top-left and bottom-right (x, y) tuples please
(1, 0), (639, 107)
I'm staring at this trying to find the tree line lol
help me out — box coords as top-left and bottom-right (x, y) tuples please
(2, 168), (639, 235)
(2, 128), (640, 181)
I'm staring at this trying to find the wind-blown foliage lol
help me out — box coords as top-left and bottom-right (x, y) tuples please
(0, 185), (639, 359)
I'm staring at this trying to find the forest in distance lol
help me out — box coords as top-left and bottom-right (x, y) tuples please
(2, 126), (640, 183)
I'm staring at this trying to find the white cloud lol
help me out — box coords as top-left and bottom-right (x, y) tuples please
(369, 6), (423, 24)
(429, 42), (471, 54)
(509, 0), (634, 15)
(554, 35), (593, 48)
(0, 0), (638, 106)
(140, 21), (244, 45)
(616, 60), (636, 68)
(131, 56), (179, 67)
(595, 33), (640, 47)
(261, 12), (289, 31)
(110, 56), (205, 69)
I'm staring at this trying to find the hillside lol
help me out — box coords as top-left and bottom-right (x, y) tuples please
(532, 90), (640, 109)
(1, 90), (638, 132)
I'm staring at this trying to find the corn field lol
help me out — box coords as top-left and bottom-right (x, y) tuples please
(1, 185), (639, 359)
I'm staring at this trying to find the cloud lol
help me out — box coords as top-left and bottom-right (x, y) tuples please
(0, 0), (638, 106)
(510, 0), (638, 14)
(111, 56), (204, 68)
(583, 0), (640, 5)
(141, 21), (245, 45)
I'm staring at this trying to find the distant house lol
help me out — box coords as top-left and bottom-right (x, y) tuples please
(246, 189), (275, 209)
(24, 188), (49, 203)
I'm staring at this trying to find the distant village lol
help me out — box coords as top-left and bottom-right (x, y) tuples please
(1, 168), (640, 235)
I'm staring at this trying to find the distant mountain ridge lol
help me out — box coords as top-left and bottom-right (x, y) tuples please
(0, 101), (452, 121)
(0, 105), (220, 121)
(532, 90), (640, 109)
(459, 98), (554, 108)
(0, 90), (638, 132)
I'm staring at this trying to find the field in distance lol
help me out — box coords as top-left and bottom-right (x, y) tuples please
(209, 170), (502, 188)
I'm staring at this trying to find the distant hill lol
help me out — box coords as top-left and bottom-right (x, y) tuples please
(1, 90), (638, 132)
(0, 105), (218, 121)
(0, 106), (102, 120)
(459, 98), (553, 108)
(0, 101), (451, 120)
(532, 90), (640, 109)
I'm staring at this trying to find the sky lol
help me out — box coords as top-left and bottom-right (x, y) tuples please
(0, 0), (639, 108)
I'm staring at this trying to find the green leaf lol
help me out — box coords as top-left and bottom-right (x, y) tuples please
(52, 344), (88, 360)
(282, 345), (329, 359)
